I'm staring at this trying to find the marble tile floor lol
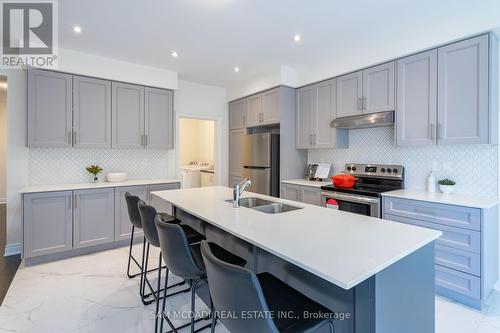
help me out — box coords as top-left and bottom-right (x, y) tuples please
(0, 244), (499, 333)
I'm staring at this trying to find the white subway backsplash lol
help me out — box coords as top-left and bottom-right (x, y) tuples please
(29, 148), (175, 185)
(308, 127), (498, 196)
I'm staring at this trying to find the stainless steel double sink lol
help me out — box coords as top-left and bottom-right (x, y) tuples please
(225, 197), (302, 214)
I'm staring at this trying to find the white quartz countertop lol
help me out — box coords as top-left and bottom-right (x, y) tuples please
(382, 189), (499, 209)
(20, 179), (180, 194)
(152, 186), (441, 290)
(281, 179), (332, 188)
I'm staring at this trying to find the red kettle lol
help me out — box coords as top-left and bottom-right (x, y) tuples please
(331, 173), (358, 188)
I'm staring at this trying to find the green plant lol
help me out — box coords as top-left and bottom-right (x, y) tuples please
(438, 178), (456, 186)
(86, 165), (103, 176)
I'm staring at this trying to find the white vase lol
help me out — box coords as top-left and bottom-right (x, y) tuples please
(439, 184), (455, 194)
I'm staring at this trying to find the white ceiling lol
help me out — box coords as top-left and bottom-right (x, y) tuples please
(59, 0), (500, 88)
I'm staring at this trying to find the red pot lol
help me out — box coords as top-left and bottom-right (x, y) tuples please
(331, 173), (358, 188)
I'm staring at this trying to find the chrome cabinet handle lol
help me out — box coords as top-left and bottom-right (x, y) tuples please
(362, 97), (367, 110)
(437, 123), (442, 140)
(73, 194), (77, 209)
(68, 131), (72, 145)
(313, 133), (317, 145)
(357, 98), (362, 111)
(430, 124), (435, 141)
(310, 134), (313, 145)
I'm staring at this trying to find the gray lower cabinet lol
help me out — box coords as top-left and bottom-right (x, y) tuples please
(23, 191), (73, 258)
(28, 69), (73, 148)
(73, 76), (112, 148)
(111, 82), (145, 149)
(114, 185), (149, 241)
(229, 99), (247, 130)
(73, 188), (115, 249)
(437, 34), (490, 144)
(383, 196), (498, 310)
(145, 87), (174, 149)
(281, 183), (322, 206)
(396, 50), (438, 146)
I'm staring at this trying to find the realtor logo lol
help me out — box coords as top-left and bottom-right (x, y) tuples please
(1, 1), (58, 68)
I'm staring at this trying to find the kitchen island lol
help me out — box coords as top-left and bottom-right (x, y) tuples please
(152, 186), (442, 333)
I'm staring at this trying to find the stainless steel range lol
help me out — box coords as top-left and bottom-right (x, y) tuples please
(320, 163), (404, 218)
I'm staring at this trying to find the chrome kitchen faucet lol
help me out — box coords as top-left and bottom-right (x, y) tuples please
(233, 178), (252, 208)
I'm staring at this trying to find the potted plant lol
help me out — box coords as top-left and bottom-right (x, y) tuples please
(86, 165), (103, 183)
(438, 178), (456, 194)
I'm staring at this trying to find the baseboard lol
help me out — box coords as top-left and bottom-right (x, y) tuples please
(4, 243), (22, 257)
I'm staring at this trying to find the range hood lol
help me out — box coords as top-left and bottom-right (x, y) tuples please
(331, 111), (394, 129)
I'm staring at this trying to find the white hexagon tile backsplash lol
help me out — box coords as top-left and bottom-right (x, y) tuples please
(29, 148), (174, 185)
(308, 127), (498, 196)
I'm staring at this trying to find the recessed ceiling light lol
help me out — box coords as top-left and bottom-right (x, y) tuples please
(234, 67), (240, 72)
(73, 25), (82, 33)
(293, 34), (301, 42)
(170, 51), (179, 58)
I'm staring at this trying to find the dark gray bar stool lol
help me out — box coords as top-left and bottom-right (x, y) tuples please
(201, 241), (336, 333)
(124, 192), (145, 279)
(137, 200), (204, 310)
(155, 217), (247, 333)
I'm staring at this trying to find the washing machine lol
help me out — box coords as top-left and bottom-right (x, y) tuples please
(180, 162), (211, 188)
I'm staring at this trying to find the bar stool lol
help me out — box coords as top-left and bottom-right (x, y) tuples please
(137, 200), (205, 307)
(124, 192), (145, 279)
(155, 216), (247, 333)
(200, 240), (336, 333)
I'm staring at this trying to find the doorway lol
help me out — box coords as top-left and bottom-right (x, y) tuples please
(178, 117), (216, 188)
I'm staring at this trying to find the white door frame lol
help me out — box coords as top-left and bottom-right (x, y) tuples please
(174, 113), (224, 186)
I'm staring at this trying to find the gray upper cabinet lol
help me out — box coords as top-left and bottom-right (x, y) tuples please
(145, 87), (174, 149)
(28, 69), (73, 148)
(396, 50), (438, 146)
(112, 82), (145, 149)
(437, 35), (489, 144)
(246, 94), (262, 127)
(229, 99), (247, 130)
(115, 185), (149, 241)
(296, 85), (314, 149)
(73, 76), (112, 148)
(296, 80), (348, 149)
(23, 191), (73, 258)
(73, 188), (115, 249)
(336, 71), (363, 117)
(362, 62), (395, 114)
(261, 88), (280, 124)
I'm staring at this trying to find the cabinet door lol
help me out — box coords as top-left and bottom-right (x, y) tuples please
(301, 187), (322, 206)
(145, 87), (174, 149)
(262, 88), (280, 124)
(362, 62), (395, 114)
(437, 35), (489, 144)
(336, 71), (363, 117)
(229, 99), (247, 130)
(24, 191), (73, 258)
(73, 188), (114, 248)
(246, 94), (262, 126)
(114, 186), (149, 241)
(73, 76), (111, 148)
(229, 129), (245, 177)
(296, 85), (314, 149)
(112, 82), (145, 148)
(281, 184), (301, 202)
(396, 50), (438, 146)
(314, 79), (336, 148)
(28, 69), (72, 147)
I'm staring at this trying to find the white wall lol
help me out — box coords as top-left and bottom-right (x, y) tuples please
(175, 80), (228, 185)
(0, 79), (6, 203)
(179, 118), (215, 166)
(48, 48), (178, 90)
(0, 69), (28, 255)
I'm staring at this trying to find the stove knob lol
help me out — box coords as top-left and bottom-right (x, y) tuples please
(386, 168), (392, 173)
(346, 166), (352, 171)
(392, 168), (398, 174)
(352, 167), (357, 171)
(380, 168), (386, 173)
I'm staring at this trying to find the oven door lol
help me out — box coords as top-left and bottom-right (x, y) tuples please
(321, 191), (380, 218)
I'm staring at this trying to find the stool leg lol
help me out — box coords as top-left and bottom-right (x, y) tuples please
(141, 243), (150, 303)
(160, 266), (169, 333)
(190, 279), (197, 333)
(139, 237), (147, 297)
(210, 314), (217, 333)
(155, 252), (162, 333)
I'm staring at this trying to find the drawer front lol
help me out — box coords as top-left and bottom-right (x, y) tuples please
(435, 265), (480, 299)
(384, 198), (481, 231)
(384, 214), (480, 253)
(435, 244), (480, 276)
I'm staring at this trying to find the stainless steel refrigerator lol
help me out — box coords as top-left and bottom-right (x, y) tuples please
(241, 133), (280, 197)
